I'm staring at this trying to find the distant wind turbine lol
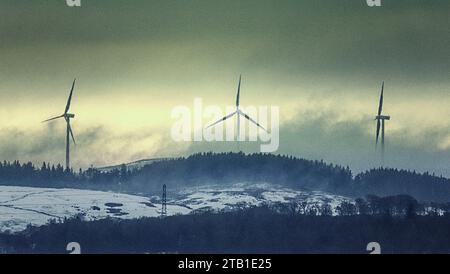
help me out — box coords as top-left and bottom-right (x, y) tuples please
(375, 81), (390, 163)
(206, 75), (267, 140)
(42, 79), (77, 170)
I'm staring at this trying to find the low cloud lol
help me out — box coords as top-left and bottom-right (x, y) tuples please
(276, 111), (450, 177)
(1, 108), (448, 177)
(181, 109), (450, 177)
(0, 123), (173, 169)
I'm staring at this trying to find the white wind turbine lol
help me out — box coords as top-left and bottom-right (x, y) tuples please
(206, 75), (267, 141)
(375, 81), (391, 163)
(42, 79), (77, 170)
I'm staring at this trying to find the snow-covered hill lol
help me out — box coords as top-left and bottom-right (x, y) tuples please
(0, 184), (352, 233)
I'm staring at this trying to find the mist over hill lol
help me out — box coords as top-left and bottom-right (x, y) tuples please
(0, 152), (449, 202)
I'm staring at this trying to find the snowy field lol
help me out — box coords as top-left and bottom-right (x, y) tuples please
(168, 183), (351, 213)
(0, 184), (352, 233)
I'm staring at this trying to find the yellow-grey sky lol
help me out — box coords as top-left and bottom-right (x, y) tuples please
(0, 0), (449, 175)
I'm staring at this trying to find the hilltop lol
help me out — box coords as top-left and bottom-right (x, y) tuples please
(0, 152), (449, 202)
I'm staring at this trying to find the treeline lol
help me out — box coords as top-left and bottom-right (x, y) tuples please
(276, 194), (450, 217)
(127, 152), (353, 193)
(0, 161), (81, 187)
(2, 200), (450, 254)
(353, 168), (450, 202)
(0, 153), (353, 193)
(0, 153), (449, 202)
(0, 160), (128, 190)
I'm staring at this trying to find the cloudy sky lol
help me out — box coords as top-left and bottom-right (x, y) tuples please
(0, 0), (449, 176)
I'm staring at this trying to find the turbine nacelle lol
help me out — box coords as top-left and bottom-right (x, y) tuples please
(375, 115), (390, 120)
(65, 113), (75, 119)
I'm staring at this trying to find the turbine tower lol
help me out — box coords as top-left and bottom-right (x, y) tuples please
(206, 75), (267, 140)
(43, 79), (77, 170)
(375, 81), (390, 163)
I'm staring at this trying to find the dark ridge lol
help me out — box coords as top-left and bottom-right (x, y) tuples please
(0, 152), (449, 202)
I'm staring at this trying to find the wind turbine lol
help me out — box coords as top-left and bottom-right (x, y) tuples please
(42, 79), (77, 170)
(206, 75), (267, 141)
(375, 81), (390, 163)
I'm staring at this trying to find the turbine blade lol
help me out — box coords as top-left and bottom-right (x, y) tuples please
(376, 119), (381, 146)
(67, 121), (76, 145)
(377, 81), (384, 116)
(206, 111), (237, 129)
(64, 79), (76, 114)
(236, 75), (241, 107)
(239, 110), (267, 132)
(42, 114), (64, 123)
